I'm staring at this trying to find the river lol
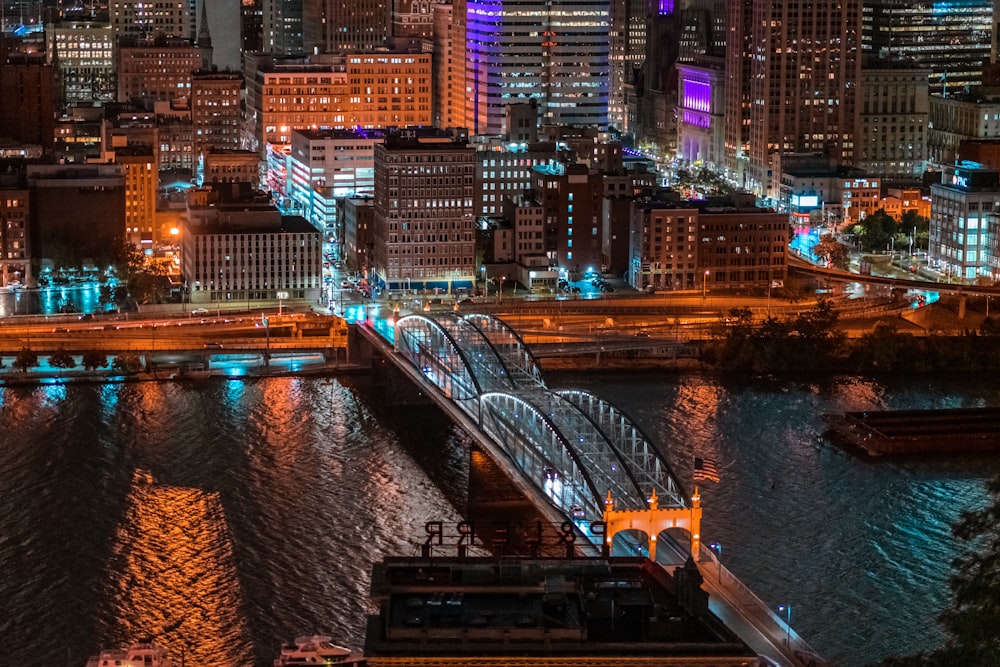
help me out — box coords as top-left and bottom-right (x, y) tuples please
(0, 371), (997, 666)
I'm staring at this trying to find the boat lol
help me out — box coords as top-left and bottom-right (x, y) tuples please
(274, 635), (364, 666)
(86, 639), (172, 667)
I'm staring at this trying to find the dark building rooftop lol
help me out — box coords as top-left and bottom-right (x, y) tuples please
(364, 556), (757, 664)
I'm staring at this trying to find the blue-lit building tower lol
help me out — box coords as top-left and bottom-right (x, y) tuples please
(461, 0), (611, 135)
(863, 0), (993, 93)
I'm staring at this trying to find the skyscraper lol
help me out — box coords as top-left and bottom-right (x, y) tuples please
(303, 0), (390, 54)
(460, 0), (610, 135)
(863, 0), (992, 94)
(741, 0), (863, 197)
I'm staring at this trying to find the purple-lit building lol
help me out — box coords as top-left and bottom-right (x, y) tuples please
(677, 56), (725, 168)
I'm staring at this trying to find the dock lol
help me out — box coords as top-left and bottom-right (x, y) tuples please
(833, 407), (1000, 456)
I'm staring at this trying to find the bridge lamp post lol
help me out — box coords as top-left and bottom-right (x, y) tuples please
(709, 542), (722, 583)
(777, 604), (791, 646)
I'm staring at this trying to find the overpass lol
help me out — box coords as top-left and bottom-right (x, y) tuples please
(354, 310), (828, 667)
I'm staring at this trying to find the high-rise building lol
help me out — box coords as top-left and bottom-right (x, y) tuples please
(372, 130), (476, 291)
(863, 0), (993, 94)
(608, 0), (646, 134)
(430, 3), (462, 130)
(929, 160), (1000, 282)
(262, 0), (303, 55)
(0, 161), (30, 288)
(47, 19), (116, 105)
(391, 0), (434, 50)
(461, 0), (610, 135)
(245, 54), (432, 152)
(676, 56), (725, 168)
(116, 38), (211, 103)
(191, 69), (242, 160)
(110, 0), (192, 40)
(856, 62), (929, 179)
(743, 0), (863, 197)
(0, 56), (56, 153)
(723, 0), (752, 185)
(303, 0), (389, 54)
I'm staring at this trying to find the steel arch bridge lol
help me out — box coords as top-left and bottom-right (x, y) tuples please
(393, 312), (691, 523)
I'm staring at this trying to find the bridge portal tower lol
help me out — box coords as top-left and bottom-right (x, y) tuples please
(602, 488), (702, 562)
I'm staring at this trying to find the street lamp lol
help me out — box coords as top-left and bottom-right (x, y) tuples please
(777, 604), (791, 646)
(702, 270), (710, 299)
(709, 542), (722, 583)
(499, 276), (506, 304)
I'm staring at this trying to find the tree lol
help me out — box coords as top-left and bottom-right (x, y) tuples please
(82, 351), (108, 371)
(99, 283), (129, 311)
(48, 349), (76, 371)
(109, 235), (146, 281)
(812, 233), (851, 270)
(857, 209), (897, 252)
(13, 348), (38, 373)
(112, 352), (142, 374)
(901, 210), (930, 252)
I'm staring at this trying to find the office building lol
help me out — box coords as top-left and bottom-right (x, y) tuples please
(303, 0), (389, 54)
(372, 130), (476, 291)
(0, 57), (56, 153)
(532, 162), (604, 274)
(856, 62), (929, 179)
(245, 54), (432, 153)
(929, 160), (1000, 282)
(460, 0), (610, 135)
(26, 164), (127, 267)
(928, 92), (1000, 167)
(46, 19), (116, 104)
(181, 183), (323, 303)
(116, 37), (211, 103)
(741, 0), (863, 198)
(191, 69), (242, 161)
(110, 0), (192, 40)
(262, 0), (303, 55)
(676, 56), (725, 169)
(863, 0), (992, 93)
(0, 161), (30, 288)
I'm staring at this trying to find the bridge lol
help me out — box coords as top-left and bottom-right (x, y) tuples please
(355, 309), (827, 667)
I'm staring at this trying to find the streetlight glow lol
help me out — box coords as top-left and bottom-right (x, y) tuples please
(777, 604), (791, 646)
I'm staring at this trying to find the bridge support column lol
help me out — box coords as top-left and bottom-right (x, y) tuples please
(959, 295), (966, 319)
(602, 488), (702, 562)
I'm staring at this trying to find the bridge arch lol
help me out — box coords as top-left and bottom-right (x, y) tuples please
(479, 391), (661, 520)
(394, 315), (482, 401)
(461, 314), (546, 390)
(558, 389), (688, 509)
(479, 391), (603, 516)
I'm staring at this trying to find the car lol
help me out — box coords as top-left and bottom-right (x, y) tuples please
(52, 327), (70, 333)
(570, 504), (585, 519)
(341, 280), (351, 288)
(78, 313), (95, 321)
(192, 308), (209, 315)
(634, 331), (650, 338)
(203, 342), (223, 349)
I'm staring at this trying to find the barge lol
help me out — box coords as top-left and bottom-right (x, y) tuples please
(830, 407), (1000, 456)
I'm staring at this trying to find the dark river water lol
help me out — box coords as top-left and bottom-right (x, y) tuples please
(1, 371), (998, 667)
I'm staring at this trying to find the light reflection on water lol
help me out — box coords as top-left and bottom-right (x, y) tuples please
(0, 373), (998, 667)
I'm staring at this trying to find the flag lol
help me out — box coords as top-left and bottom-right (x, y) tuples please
(694, 456), (721, 483)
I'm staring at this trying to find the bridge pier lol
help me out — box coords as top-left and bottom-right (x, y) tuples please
(602, 488), (702, 562)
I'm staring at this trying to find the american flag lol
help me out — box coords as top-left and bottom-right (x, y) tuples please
(693, 456), (721, 483)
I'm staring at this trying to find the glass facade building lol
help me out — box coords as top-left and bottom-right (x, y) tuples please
(862, 0), (993, 93)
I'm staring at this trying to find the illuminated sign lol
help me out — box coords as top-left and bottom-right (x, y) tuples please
(952, 173), (969, 188)
(792, 194), (820, 209)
